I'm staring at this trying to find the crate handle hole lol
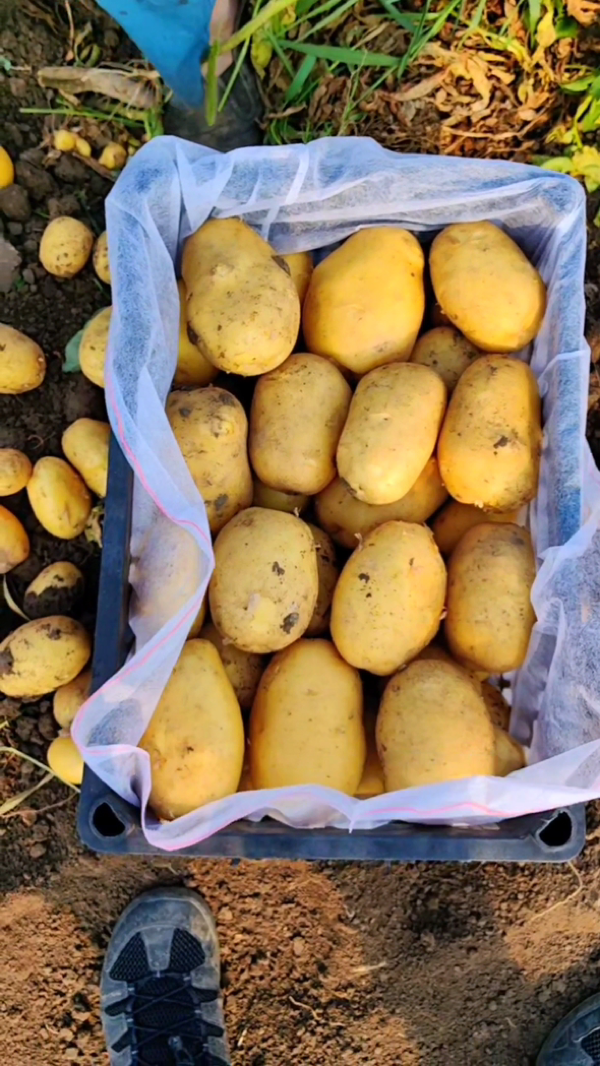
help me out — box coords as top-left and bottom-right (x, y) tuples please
(537, 811), (573, 849)
(92, 801), (127, 839)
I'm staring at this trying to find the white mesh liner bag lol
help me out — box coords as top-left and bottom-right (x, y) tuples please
(72, 135), (600, 851)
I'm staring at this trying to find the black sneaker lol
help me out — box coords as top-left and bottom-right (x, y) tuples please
(537, 992), (600, 1065)
(101, 887), (230, 1066)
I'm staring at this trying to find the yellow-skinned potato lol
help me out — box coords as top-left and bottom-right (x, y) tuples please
(438, 355), (541, 512)
(377, 659), (495, 790)
(200, 620), (264, 710)
(174, 279), (218, 388)
(253, 479), (309, 515)
(250, 638), (365, 792)
(249, 353), (352, 495)
(410, 327), (481, 392)
(139, 639), (245, 820)
(209, 507), (318, 654)
(331, 521), (447, 675)
(0, 448), (32, 495)
(187, 594), (207, 639)
(306, 523), (338, 637)
(47, 735), (84, 786)
(182, 218), (300, 376)
(303, 227), (425, 376)
(430, 221), (546, 352)
(445, 523), (536, 674)
(167, 387), (252, 535)
(24, 560), (84, 618)
(93, 231), (111, 284)
(0, 505), (29, 573)
(315, 459), (447, 550)
(355, 712), (384, 798)
(62, 418), (110, 498)
(281, 250), (313, 304)
(0, 616), (91, 697)
(482, 682), (511, 731)
(494, 727), (526, 776)
(0, 324), (46, 394)
(27, 457), (92, 540)
(80, 307), (111, 388)
(431, 499), (519, 556)
(337, 362), (447, 504)
(416, 642), (483, 693)
(39, 216), (94, 278)
(53, 668), (92, 729)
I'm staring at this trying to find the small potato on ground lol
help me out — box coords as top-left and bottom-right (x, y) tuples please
(0, 324), (46, 395)
(47, 735), (84, 785)
(0, 615), (91, 697)
(62, 418), (110, 497)
(0, 449), (32, 495)
(27, 457), (92, 540)
(39, 216), (94, 278)
(80, 307), (111, 388)
(24, 561), (84, 619)
(93, 231), (111, 284)
(0, 505), (29, 573)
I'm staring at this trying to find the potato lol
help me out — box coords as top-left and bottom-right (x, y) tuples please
(250, 638), (365, 792)
(174, 279), (218, 388)
(139, 639), (245, 820)
(431, 500), (520, 556)
(53, 668), (92, 729)
(61, 418), (110, 498)
(0, 505), (29, 573)
(0, 324), (46, 394)
(80, 307), (111, 388)
(337, 362), (447, 505)
(410, 327), (481, 392)
(281, 250), (313, 304)
(303, 227), (425, 376)
(430, 221), (546, 352)
(494, 727), (526, 776)
(47, 735), (84, 786)
(438, 355), (541, 512)
(200, 620), (264, 710)
(182, 217), (300, 376)
(377, 659), (495, 789)
(0, 616), (91, 697)
(481, 681), (511, 731)
(355, 713), (384, 798)
(0, 449), (32, 495)
(188, 595), (207, 639)
(315, 459), (447, 550)
(306, 523), (338, 637)
(93, 231), (111, 284)
(416, 642), (483, 693)
(253, 479), (309, 515)
(209, 507), (318, 654)
(331, 521), (446, 675)
(167, 387), (253, 535)
(445, 523), (536, 673)
(249, 353), (352, 495)
(39, 216), (94, 278)
(27, 457), (92, 539)
(24, 561), (84, 618)
(131, 516), (208, 642)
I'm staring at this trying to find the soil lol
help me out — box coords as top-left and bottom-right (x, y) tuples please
(2, 4), (600, 1065)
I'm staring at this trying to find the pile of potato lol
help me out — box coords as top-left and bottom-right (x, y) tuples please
(125, 215), (546, 822)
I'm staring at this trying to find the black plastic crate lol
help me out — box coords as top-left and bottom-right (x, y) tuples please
(78, 435), (586, 862)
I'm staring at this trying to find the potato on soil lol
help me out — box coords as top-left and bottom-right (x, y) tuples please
(39, 216), (94, 278)
(0, 616), (91, 697)
(209, 507), (318, 654)
(182, 217), (300, 376)
(24, 561), (84, 619)
(250, 638), (365, 792)
(494, 727), (526, 776)
(445, 523), (536, 674)
(303, 227), (425, 376)
(0, 505), (29, 573)
(331, 521), (447, 676)
(281, 250), (313, 304)
(0, 324), (46, 394)
(249, 353), (352, 495)
(200, 620), (264, 710)
(306, 523), (338, 637)
(93, 231), (111, 284)
(431, 499), (520, 556)
(27, 457), (92, 540)
(62, 418), (110, 498)
(53, 668), (92, 729)
(315, 459), (447, 550)
(410, 326), (481, 392)
(253, 479), (309, 515)
(139, 639), (245, 820)
(0, 448), (32, 495)
(377, 659), (495, 790)
(174, 279), (218, 388)
(167, 386), (253, 535)
(481, 681), (511, 731)
(47, 735), (84, 786)
(337, 362), (446, 505)
(438, 355), (541, 512)
(80, 307), (111, 388)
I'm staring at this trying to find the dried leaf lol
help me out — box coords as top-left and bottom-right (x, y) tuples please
(0, 772), (53, 816)
(37, 66), (157, 110)
(2, 576), (29, 621)
(565, 0), (600, 23)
